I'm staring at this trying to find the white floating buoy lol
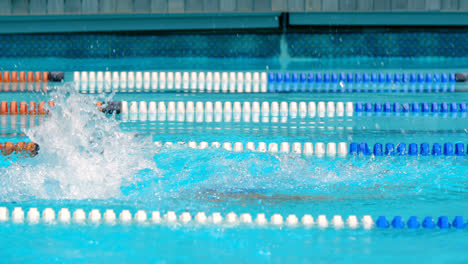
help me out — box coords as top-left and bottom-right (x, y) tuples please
(308, 102), (316, 117)
(88, 71), (96, 92)
(88, 209), (101, 224)
(289, 102), (298, 117)
(246, 142), (255, 151)
(211, 212), (223, 224)
(301, 214), (314, 227)
(179, 212), (192, 224)
(303, 142), (313, 155)
(119, 210), (132, 224)
(0, 207), (8, 222)
(336, 102), (344, 115)
(198, 142), (209, 149)
(165, 211), (177, 223)
(167, 72), (174, 90)
(280, 142), (290, 153)
(129, 101), (138, 114)
(80, 71), (88, 92)
(139, 101), (147, 114)
(225, 212), (238, 224)
(127, 71), (135, 90)
(257, 142), (267, 152)
(12, 207), (25, 223)
(222, 142), (232, 151)
(271, 214), (284, 226)
(346, 102), (354, 116)
(280, 102), (288, 117)
(41, 208), (55, 223)
(317, 101), (326, 113)
(27, 208), (40, 224)
(338, 142), (348, 157)
(260, 72), (267, 83)
(135, 71), (143, 90)
(327, 142), (337, 157)
(73, 71), (80, 85)
(331, 215), (344, 229)
(143, 72), (150, 91)
(346, 215), (359, 229)
(159, 72), (166, 90)
(286, 214), (299, 226)
(299, 102), (307, 116)
(104, 209), (117, 224)
(134, 210), (147, 224)
(112, 71), (119, 91)
(151, 72), (158, 91)
(292, 142), (302, 154)
(255, 213), (268, 225)
(361, 215), (374, 229)
(58, 208), (71, 223)
(315, 143), (325, 157)
(96, 71), (104, 91)
(268, 143), (278, 153)
(73, 209), (86, 223)
(148, 102), (157, 114)
(151, 211), (161, 224)
(177, 101), (185, 115)
(271, 102), (279, 116)
(234, 142), (243, 152)
(239, 213), (253, 224)
(317, 215), (329, 228)
(261, 102), (269, 116)
(121, 101), (129, 114)
(119, 72), (127, 91)
(327, 101), (335, 113)
(195, 212), (207, 224)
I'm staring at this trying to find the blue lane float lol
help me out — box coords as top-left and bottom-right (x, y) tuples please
(376, 216), (466, 229)
(355, 102), (467, 113)
(350, 142), (467, 157)
(271, 72), (457, 84)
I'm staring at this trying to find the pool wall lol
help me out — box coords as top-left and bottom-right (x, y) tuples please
(0, 0), (468, 34)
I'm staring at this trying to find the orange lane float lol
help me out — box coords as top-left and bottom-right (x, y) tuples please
(0, 71), (50, 83)
(9, 101), (17, 114)
(0, 142), (39, 157)
(0, 101), (7, 114)
(0, 101), (53, 115)
(19, 71), (25, 82)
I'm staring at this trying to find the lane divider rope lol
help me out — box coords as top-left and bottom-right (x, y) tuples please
(73, 71), (462, 93)
(5, 141), (466, 157)
(159, 141), (467, 156)
(0, 207), (465, 229)
(116, 101), (467, 118)
(156, 141), (348, 156)
(0, 71), (64, 92)
(1, 101), (464, 117)
(0, 101), (54, 115)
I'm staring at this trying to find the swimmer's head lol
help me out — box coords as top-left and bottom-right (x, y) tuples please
(25, 142), (39, 157)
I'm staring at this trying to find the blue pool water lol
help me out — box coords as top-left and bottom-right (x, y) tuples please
(0, 45), (468, 263)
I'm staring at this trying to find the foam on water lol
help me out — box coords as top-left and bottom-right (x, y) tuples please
(0, 85), (158, 201)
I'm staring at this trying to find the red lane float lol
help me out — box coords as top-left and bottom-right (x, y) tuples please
(0, 101), (54, 115)
(0, 142), (39, 157)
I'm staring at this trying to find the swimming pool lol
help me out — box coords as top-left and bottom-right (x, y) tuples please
(1, 31), (468, 262)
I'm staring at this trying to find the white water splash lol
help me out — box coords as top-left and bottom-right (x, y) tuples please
(0, 85), (158, 201)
